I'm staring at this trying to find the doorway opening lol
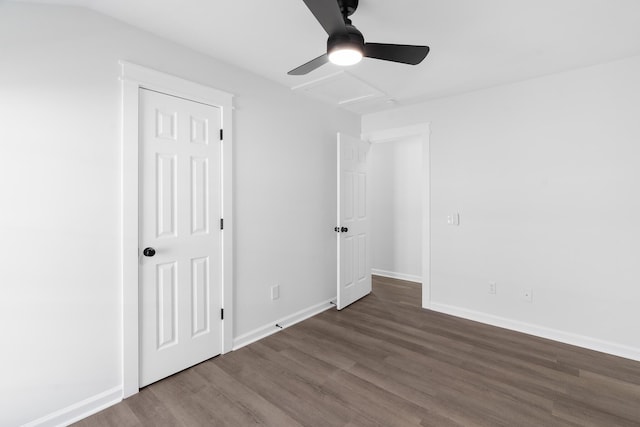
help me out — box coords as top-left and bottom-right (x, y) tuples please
(363, 124), (430, 308)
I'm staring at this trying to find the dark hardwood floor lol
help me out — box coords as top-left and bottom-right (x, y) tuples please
(77, 276), (640, 426)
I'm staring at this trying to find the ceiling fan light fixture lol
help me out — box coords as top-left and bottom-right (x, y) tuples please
(328, 46), (363, 66)
(327, 30), (365, 67)
(287, 0), (429, 76)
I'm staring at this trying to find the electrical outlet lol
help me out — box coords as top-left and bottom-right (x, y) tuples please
(488, 282), (497, 294)
(271, 284), (280, 301)
(523, 288), (533, 302)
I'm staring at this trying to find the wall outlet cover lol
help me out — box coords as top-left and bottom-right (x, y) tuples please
(271, 284), (280, 300)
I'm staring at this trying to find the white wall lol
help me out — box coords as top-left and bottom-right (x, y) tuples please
(369, 137), (423, 280)
(363, 55), (640, 358)
(0, 3), (359, 425)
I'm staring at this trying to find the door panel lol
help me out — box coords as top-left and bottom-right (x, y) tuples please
(156, 261), (178, 349)
(344, 171), (354, 221)
(139, 88), (222, 387)
(156, 154), (177, 238)
(191, 256), (210, 338)
(191, 157), (209, 235)
(337, 133), (371, 310)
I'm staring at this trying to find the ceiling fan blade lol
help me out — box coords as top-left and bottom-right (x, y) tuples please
(288, 54), (329, 75)
(301, 0), (347, 36)
(364, 43), (430, 65)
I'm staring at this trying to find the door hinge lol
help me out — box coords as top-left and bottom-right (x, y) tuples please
(219, 129), (223, 141)
(220, 218), (224, 230)
(221, 308), (224, 320)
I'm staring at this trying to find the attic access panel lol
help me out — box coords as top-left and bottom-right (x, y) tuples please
(291, 71), (385, 106)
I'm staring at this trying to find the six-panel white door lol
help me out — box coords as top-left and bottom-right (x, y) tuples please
(337, 133), (371, 310)
(139, 88), (222, 387)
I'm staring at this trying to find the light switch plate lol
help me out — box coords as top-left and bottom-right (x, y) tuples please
(447, 213), (460, 226)
(489, 282), (497, 294)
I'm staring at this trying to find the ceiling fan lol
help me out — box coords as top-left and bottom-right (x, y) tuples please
(288, 0), (430, 75)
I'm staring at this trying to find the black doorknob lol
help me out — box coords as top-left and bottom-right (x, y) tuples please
(143, 247), (156, 257)
(341, 227), (348, 233)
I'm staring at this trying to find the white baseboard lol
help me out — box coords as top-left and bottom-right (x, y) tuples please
(232, 299), (335, 351)
(372, 268), (422, 284)
(23, 386), (122, 427)
(430, 302), (640, 362)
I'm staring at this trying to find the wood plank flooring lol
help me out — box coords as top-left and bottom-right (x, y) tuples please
(76, 276), (640, 426)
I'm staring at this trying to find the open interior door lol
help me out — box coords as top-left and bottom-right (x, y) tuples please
(336, 132), (371, 310)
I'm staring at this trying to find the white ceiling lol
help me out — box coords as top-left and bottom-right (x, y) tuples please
(15, 0), (640, 113)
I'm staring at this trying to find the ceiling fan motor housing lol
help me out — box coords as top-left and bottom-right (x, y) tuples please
(327, 25), (365, 56)
(337, 0), (359, 17)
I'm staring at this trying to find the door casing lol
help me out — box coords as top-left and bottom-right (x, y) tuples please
(121, 62), (234, 398)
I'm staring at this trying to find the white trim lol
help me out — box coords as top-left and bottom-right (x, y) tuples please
(23, 387), (122, 427)
(430, 302), (640, 362)
(362, 123), (431, 309)
(421, 126), (431, 309)
(120, 61), (234, 398)
(362, 123), (430, 144)
(232, 299), (335, 350)
(120, 62), (233, 107)
(371, 268), (422, 283)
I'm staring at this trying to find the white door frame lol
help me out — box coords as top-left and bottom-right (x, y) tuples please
(361, 123), (431, 308)
(120, 62), (234, 398)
